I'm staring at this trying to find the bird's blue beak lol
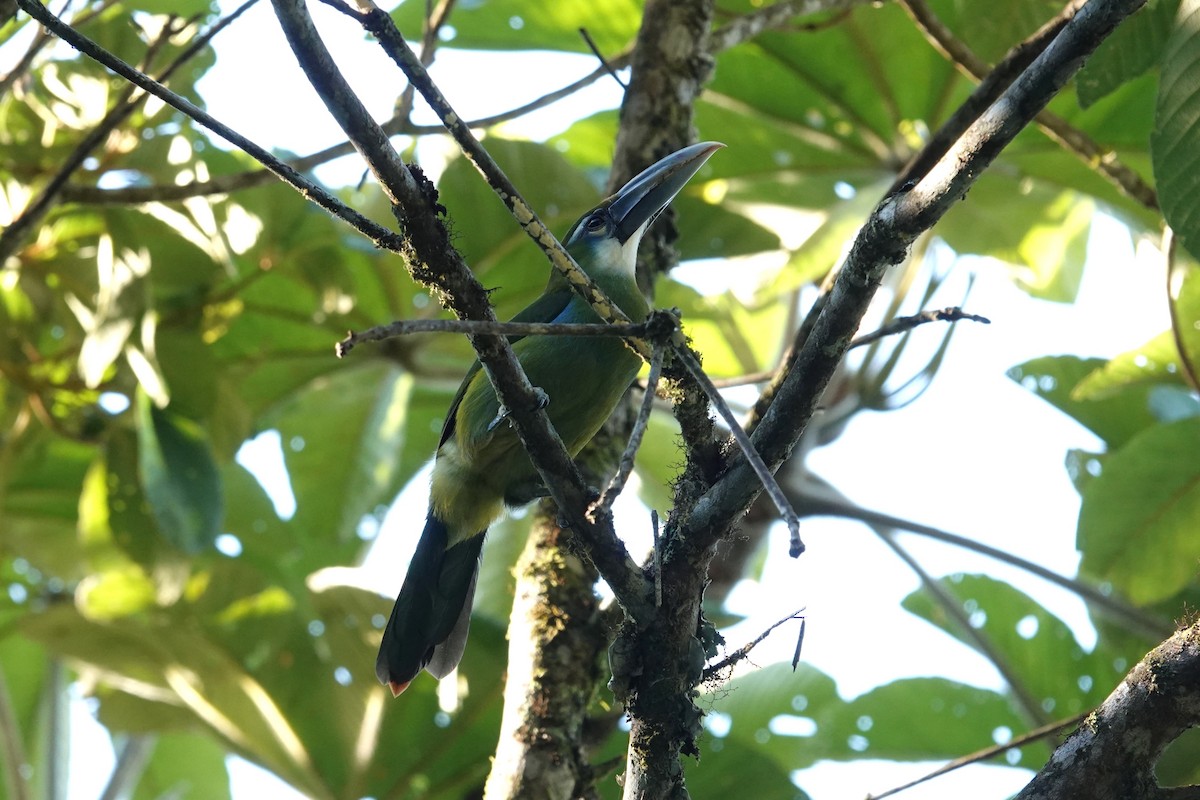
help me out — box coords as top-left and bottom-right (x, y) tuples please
(608, 142), (724, 244)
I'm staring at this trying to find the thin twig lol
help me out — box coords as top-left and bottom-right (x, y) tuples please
(592, 344), (666, 516)
(671, 342), (805, 557)
(874, 528), (1048, 727)
(579, 27), (627, 88)
(867, 711), (1087, 799)
(12, 0), (404, 251)
(97, 736), (156, 800)
(337, 318), (651, 358)
(801, 490), (1172, 641)
(706, 0), (873, 53)
(701, 607), (807, 681)
(848, 306), (990, 350)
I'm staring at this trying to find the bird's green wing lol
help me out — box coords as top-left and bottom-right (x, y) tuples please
(437, 286), (574, 448)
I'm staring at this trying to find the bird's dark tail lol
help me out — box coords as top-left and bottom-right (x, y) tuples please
(375, 513), (485, 697)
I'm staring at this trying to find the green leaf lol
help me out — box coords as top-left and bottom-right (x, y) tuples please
(1152, 0), (1200, 261)
(711, 661), (1024, 769)
(137, 393), (223, 554)
(1078, 416), (1200, 605)
(1073, 331), (1187, 401)
(939, 178), (1093, 302)
(392, 0), (642, 54)
(1170, 246), (1200, 382)
(266, 363), (415, 552)
(132, 733), (232, 800)
(903, 575), (1132, 720)
(1078, 0), (1180, 108)
(1008, 355), (1160, 448)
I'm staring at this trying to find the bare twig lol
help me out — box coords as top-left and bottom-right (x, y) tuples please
(337, 318), (651, 358)
(868, 711), (1087, 799)
(701, 608), (806, 681)
(848, 306), (990, 350)
(874, 527), (1048, 726)
(579, 26), (627, 88)
(592, 344), (666, 516)
(801, 489), (1172, 641)
(671, 342), (805, 556)
(707, 0), (873, 54)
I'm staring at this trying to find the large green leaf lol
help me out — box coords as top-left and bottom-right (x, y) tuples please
(266, 362), (414, 552)
(20, 581), (507, 799)
(1152, 0), (1200, 261)
(137, 393), (223, 555)
(902, 575), (1134, 720)
(708, 661), (1025, 770)
(1008, 355), (1162, 448)
(1078, 0), (1180, 108)
(132, 733), (232, 800)
(1077, 416), (1200, 605)
(391, 0), (643, 54)
(939, 178), (1093, 303)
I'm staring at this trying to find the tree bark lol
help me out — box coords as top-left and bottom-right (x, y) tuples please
(1016, 622), (1200, 800)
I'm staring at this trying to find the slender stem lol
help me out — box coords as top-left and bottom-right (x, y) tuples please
(337, 318), (651, 358)
(0, 660), (32, 800)
(876, 528), (1049, 726)
(593, 345), (665, 517)
(97, 736), (157, 800)
(803, 492), (1171, 640)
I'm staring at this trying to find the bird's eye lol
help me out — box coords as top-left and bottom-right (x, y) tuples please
(585, 213), (606, 232)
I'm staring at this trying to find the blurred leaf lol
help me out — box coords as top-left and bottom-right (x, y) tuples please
(132, 732), (232, 800)
(1008, 355), (1162, 448)
(0, 633), (50, 800)
(903, 575), (1133, 720)
(137, 393), (223, 554)
(1153, 0), (1200, 261)
(710, 661), (1025, 770)
(940, 179), (1093, 302)
(1169, 245), (1200, 384)
(1073, 331), (1186, 401)
(1078, 416), (1200, 605)
(266, 363), (414, 553)
(1158, 726), (1200, 786)
(392, 0), (642, 54)
(1078, 0), (1179, 108)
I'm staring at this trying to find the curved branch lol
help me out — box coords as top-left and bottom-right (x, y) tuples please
(901, 0), (1158, 211)
(680, 0), (1149, 562)
(1015, 622), (1200, 800)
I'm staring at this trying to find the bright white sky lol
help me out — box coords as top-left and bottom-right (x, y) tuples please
(8, 1), (1171, 798)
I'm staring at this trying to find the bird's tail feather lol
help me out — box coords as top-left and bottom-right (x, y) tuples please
(375, 513), (485, 695)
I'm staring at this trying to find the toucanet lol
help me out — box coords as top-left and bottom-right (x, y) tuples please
(375, 141), (723, 696)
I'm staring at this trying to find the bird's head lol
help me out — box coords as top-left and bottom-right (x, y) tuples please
(563, 141), (724, 275)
